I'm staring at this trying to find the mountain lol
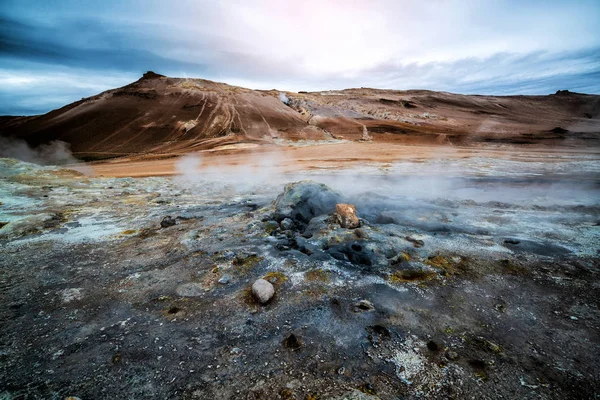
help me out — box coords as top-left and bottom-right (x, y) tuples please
(1, 72), (599, 160)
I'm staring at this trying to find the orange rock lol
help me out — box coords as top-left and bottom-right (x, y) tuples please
(335, 203), (360, 229)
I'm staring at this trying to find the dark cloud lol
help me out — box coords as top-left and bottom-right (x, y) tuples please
(0, 15), (212, 74)
(0, 2), (599, 115)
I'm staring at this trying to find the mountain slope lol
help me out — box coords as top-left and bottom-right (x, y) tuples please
(1, 72), (599, 160)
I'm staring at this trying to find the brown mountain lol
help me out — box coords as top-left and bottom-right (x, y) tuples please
(1, 72), (599, 160)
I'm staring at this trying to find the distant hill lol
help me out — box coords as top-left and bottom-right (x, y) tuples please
(1, 71), (599, 160)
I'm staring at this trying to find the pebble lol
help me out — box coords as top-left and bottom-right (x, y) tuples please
(280, 218), (293, 230)
(251, 279), (275, 304)
(218, 274), (231, 284)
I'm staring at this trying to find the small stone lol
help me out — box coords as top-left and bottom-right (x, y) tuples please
(218, 274), (231, 284)
(280, 218), (293, 231)
(446, 350), (459, 360)
(251, 279), (275, 304)
(160, 216), (176, 228)
(570, 315), (578, 320)
(335, 203), (360, 229)
(353, 299), (375, 312)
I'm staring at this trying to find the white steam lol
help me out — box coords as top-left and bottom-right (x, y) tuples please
(0, 137), (81, 166)
(279, 92), (290, 104)
(174, 150), (299, 193)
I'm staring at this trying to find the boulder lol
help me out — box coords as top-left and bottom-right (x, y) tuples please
(252, 278), (275, 304)
(335, 203), (360, 229)
(273, 181), (340, 228)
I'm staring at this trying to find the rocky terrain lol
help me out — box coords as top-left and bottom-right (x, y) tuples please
(1, 150), (599, 399)
(1, 72), (599, 162)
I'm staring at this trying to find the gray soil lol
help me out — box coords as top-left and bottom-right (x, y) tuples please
(0, 154), (599, 400)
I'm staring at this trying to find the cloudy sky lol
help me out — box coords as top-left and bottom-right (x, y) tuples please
(1, 0), (599, 115)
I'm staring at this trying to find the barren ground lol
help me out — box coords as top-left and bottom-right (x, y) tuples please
(1, 142), (599, 399)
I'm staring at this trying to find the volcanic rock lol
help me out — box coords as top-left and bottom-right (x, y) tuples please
(353, 299), (375, 312)
(252, 278), (275, 304)
(335, 203), (360, 229)
(160, 216), (176, 228)
(279, 218), (293, 231)
(273, 181), (340, 227)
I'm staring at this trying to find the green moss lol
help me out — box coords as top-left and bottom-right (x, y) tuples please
(263, 271), (288, 285)
(426, 255), (451, 269)
(389, 269), (436, 283)
(137, 227), (157, 239)
(263, 221), (279, 234)
(232, 254), (264, 274)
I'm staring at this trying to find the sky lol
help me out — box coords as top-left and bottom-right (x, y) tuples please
(1, 0), (599, 115)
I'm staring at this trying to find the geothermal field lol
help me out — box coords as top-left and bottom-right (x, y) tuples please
(1, 74), (599, 399)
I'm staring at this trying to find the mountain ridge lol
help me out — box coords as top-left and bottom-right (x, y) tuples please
(1, 72), (599, 160)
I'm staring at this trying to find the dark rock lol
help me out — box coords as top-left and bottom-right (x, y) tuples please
(328, 242), (374, 268)
(302, 215), (330, 238)
(141, 71), (165, 80)
(273, 181), (340, 228)
(282, 333), (302, 350)
(353, 299), (375, 312)
(279, 218), (293, 231)
(160, 216), (176, 228)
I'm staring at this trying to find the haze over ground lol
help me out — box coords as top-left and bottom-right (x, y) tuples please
(1, 0), (600, 115)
